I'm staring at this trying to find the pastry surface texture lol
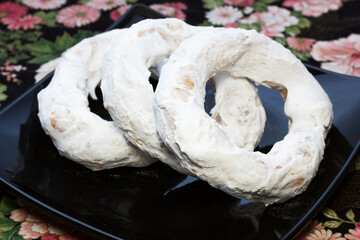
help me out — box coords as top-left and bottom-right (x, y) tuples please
(154, 28), (333, 204)
(101, 18), (265, 174)
(37, 19), (332, 204)
(38, 29), (153, 171)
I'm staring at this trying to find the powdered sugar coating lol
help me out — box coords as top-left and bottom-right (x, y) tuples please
(37, 29), (153, 171)
(154, 28), (333, 204)
(101, 19), (266, 174)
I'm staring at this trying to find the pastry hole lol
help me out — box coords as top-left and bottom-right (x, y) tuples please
(88, 87), (112, 121)
(256, 84), (287, 149)
(204, 82), (215, 116)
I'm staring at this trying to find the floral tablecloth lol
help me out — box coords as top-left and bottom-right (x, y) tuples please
(0, 0), (359, 239)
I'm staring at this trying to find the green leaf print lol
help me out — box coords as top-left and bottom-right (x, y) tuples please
(252, 2), (268, 12)
(126, 0), (138, 3)
(273, 37), (287, 46)
(0, 224), (22, 240)
(322, 208), (340, 220)
(289, 48), (312, 61)
(55, 32), (75, 52)
(323, 220), (342, 229)
(0, 29), (40, 65)
(73, 30), (97, 43)
(297, 17), (311, 29)
(0, 197), (18, 216)
(0, 215), (17, 232)
(23, 39), (57, 64)
(6, 40), (21, 50)
(345, 209), (356, 222)
(258, 0), (277, 3)
(22, 31), (43, 43)
(27, 55), (58, 64)
(0, 84), (7, 102)
(0, 50), (9, 63)
(237, 22), (262, 32)
(7, 55), (29, 64)
(24, 39), (55, 55)
(202, 0), (224, 10)
(285, 25), (301, 36)
(35, 11), (58, 27)
(24, 31), (97, 65)
(199, 21), (214, 26)
(290, 11), (303, 18)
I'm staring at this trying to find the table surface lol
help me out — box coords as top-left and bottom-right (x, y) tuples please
(0, 0), (359, 239)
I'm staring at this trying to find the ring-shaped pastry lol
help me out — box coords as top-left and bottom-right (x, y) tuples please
(154, 28), (333, 204)
(38, 30), (153, 171)
(101, 19), (265, 174)
(152, 62), (265, 150)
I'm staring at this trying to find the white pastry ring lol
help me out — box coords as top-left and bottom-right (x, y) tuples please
(101, 18), (266, 174)
(38, 29), (153, 171)
(154, 28), (333, 204)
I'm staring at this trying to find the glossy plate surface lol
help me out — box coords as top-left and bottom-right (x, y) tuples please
(0, 4), (359, 240)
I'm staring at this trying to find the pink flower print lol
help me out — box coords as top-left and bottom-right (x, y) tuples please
(224, 22), (238, 28)
(311, 34), (360, 77)
(150, 3), (187, 20)
(87, 0), (125, 11)
(224, 0), (254, 7)
(22, 0), (66, 10)
(287, 37), (315, 52)
(109, 4), (131, 21)
(312, 221), (326, 232)
(259, 26), (283, 38)
(19, 222), (48, 239)
(0, 2), (28, 21)
(2, 61), (27, 72)
(305, 229), (345, 240)
(0, 61), (26, 81)
(283, 0), (342, 17)
(240, 6), (298, 38)
(296, 221), (325, 240)
(345, 227), (360, 240)
(42, 224), (79, 240)
(56, 4), (100, 28)
(174, 10), (185, 20)
(9, 209), (28, 222)
(163, 2), (187, 20)
(150, 4), (176, 16)
(206, 6), (243, 25)
(2, 15), (44, 30)
(163, 2), (187, 10)
(42, 234), (59, 240)
(0, 62), (25, 83)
